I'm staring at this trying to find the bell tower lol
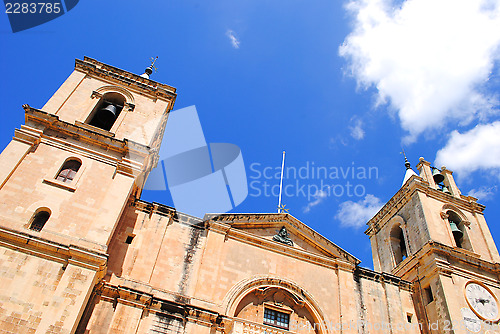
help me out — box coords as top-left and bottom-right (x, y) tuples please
(0, 57), (176, 333)
(366, 157), (500, 333)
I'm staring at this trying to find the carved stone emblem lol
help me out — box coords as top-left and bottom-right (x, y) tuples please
(273, 226), (293, 246)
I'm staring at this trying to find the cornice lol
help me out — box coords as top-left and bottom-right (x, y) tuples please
(131, 200), (204, 228)
(206, 213), (360, 265)
(97, 281), (224, 330)
(0, 225), (107, 274)
(392, 241), (500, 280)
(354, 266), (413, 292)
(75, 57), (177, 101)
(132, 199), (177, 218)
(207, 220), (354, 271)
(22, 105), (152, 176)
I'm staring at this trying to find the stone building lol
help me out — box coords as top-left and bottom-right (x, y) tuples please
(0, 57), (498, 334)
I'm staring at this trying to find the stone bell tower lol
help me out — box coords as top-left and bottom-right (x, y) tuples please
(0, 57), (176, 333)
(366, 157), (500, 333)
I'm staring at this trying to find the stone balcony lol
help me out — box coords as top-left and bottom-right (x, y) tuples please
(228, 318), (295, 334)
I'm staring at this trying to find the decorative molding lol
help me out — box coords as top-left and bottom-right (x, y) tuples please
(75, 57), (177, 101)
(354, 266), (413, 291)
(206, 213), (360, 265)
(391, 241), (495, 279)
(93, 85), (135, 104)
(208, 221), (343, 270)
(96, 281), (224, 330)
(90, 91), (102, 99)
(74, 121), (115, 138)
(23, 105), (152, 167)
(441, 203), (472, 228)
(0, 226), (107, 274)
(222, 275), (329, 330)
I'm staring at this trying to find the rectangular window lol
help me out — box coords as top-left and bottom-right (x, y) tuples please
(263, 308), (290, 330)
(424, 286), (434, 304)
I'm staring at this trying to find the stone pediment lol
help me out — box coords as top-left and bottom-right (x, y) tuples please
(204, 213), (360, 266)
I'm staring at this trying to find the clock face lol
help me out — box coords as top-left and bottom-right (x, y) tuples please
(465, 282), (499, 321)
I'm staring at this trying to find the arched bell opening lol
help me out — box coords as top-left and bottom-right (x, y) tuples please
(446, 210), (472, 251)
(234, 286), (320, 333)
(390, 224), (408, 266)
(87, 92), (125, 131)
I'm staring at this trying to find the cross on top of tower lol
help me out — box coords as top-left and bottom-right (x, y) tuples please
(141, 56), (158, 79)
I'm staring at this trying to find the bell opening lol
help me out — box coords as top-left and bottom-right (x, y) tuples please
(447, 210), (467, 249)
(87, 93), (125, 131)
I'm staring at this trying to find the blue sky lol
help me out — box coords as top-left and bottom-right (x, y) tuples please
(1, 0), (499, 268)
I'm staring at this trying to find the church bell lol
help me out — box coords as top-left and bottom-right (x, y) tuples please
(432, 168), (445, 184)
(449, 220), (463, 240)
(96, 104), (118, 127)
(440, 185), (452, 195)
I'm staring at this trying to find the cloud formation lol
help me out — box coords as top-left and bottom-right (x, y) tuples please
(340, 0), (500, 141)
(435, 121), (500, 177)
(303, 190), (328, 213)
(335, 194), (383, 229)
(468, 186), (497, 201)
(226, 29), (240, 49)
(349, 117), (365, 140)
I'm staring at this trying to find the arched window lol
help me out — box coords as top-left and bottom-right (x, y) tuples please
(87, 92), (126, 131)
(391, 224), (408, 265)
(56, 159), (81, 183)
(447, 210), (472, 250)
(234, 287), (317, 332)
(29, 209), (50, 232)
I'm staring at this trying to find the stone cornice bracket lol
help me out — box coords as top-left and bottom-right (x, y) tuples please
(13, 124), (43, 148)
(125, 102), (135, 111)
(116, 156), (144, 178)
(132, 199), (177, 219)
(90, 91), (102, 99)
(434, 258), (453, 277)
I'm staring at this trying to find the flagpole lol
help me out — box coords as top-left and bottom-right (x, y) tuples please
(278, 151), (285, 213)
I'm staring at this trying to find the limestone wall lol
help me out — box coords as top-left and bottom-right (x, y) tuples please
(78, 203), (419, 334)
(0, 245), (99, 334)
(0, 141), (134, 252)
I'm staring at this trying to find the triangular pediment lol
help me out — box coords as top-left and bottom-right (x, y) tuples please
(204, 213), (360, 265)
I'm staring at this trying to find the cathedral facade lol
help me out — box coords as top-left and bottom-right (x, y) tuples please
(0, 57), (498, 334)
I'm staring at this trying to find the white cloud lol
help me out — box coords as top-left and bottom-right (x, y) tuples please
(303, 190), (328, 213)
(435, 121), (500, 177)
(226, 29), (240, 49)
(339, 0), (500, 141)
(468, 186), (497, 201)
(349, 117), (365, 140)
(335, 194), (383, 229)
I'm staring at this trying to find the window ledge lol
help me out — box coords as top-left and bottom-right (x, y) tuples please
(75, 121), (115, 137)
(43, 178), (76, 192)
